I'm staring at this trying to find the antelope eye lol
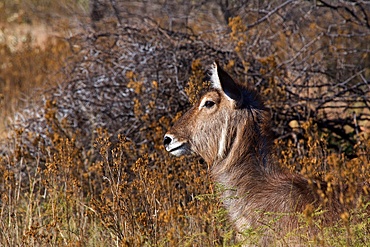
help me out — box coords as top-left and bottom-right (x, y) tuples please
(203, 100), (215, 108)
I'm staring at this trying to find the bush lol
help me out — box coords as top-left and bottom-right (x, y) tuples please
(1, 0), (369, 245)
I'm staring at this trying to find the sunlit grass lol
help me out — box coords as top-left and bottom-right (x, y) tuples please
(0, 2), (369, 246)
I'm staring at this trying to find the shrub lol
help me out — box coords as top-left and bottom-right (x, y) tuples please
(1, 1), (369, 246)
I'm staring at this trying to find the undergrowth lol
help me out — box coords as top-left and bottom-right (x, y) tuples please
(0, 1), (369, 246)
(1, 61), (369, 246)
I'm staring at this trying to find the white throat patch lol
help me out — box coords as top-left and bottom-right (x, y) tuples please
(218, 117), (228, 158)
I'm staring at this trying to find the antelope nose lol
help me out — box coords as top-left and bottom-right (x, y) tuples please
(163, 135), (172, 147)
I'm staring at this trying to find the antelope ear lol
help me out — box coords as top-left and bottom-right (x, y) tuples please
(209, 62), (242, 104)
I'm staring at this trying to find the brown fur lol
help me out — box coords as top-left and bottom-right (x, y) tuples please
(164, 62), (342, 245)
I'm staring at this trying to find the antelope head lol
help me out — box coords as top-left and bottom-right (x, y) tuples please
(164, 62), (269, 166)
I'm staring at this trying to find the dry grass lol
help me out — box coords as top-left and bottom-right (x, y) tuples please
(1, 57), (369, 246)
(0, 1), (369, 246)
(1, 104), (369, 246)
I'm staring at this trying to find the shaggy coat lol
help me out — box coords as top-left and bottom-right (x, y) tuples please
(164, 62), (341, 245)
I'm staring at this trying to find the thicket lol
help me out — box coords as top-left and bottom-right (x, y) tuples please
(0, 0), (369, 246)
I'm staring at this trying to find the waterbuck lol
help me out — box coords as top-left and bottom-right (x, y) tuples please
(163, 62), (343, 245)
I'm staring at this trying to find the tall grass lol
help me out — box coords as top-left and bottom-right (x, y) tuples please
(0, 1), (369, 246)
(1, 118), (369, 246)
(1, 59), (369, 245)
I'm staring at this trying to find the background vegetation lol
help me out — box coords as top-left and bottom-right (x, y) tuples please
(0, 0), (369, 246)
